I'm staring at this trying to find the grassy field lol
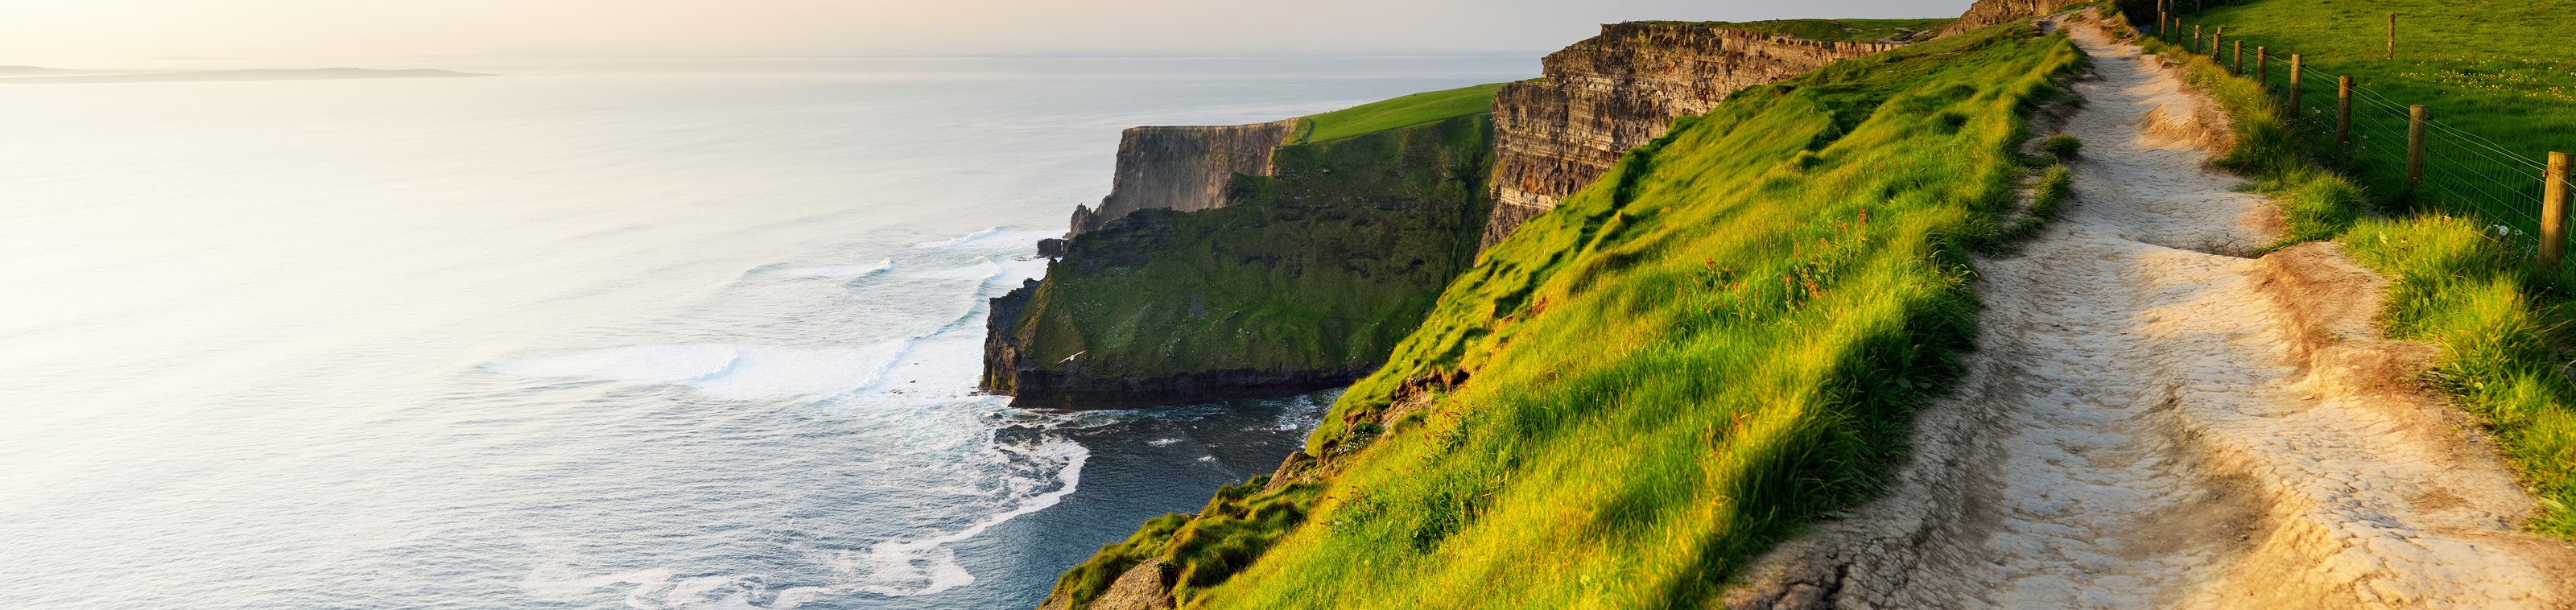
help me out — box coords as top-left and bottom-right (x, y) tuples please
(2157, 0), (2576, 221)
(1044, 23), (2083, 608)
(1645, 18), (1959, 42)
(1293, 83), (1505, 144)
(1001, 113), (1492, 403)
(2126, 7), (2576, 538)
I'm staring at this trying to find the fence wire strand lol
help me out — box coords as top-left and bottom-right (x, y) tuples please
(2164, 16), (2570, 253)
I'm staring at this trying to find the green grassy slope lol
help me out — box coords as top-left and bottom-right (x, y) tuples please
(1645, 18), (1959, 42)
(1001, 115), (1492, 405)
(2169, 0), (2576, 208)
(2128, 6), (2576, 538)
(1043, 24), (2082, 608)
(1293, 83), (1505, 144)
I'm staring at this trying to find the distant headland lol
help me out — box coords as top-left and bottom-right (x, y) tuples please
(0, 68), (492, 84)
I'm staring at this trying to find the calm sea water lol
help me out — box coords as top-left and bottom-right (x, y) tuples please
(0, 56), (1533, 609)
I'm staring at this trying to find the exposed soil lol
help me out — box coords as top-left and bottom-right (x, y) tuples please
(1726, 11), (2576, 608)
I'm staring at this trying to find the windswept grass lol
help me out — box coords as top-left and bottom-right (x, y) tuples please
(1294, 83), (1505, 144)
(2346, 218), (2576, 537)
(1042, 23), (2085, 609)
(2129, 7), (2576, 538)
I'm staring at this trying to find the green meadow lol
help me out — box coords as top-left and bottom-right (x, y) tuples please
(2169, 0), (2576, 216)
(1293, 83), (1505, 144)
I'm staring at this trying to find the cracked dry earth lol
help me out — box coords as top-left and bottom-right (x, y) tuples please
(1728, 14), (2576, 609)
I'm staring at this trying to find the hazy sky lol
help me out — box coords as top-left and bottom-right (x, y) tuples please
(7, 0), (1975, 62)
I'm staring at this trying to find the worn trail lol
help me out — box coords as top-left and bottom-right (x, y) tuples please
(1731, 13), (2576, 608)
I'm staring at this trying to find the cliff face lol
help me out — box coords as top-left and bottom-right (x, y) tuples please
(1481, 23), (1901, 247)
(1071, 119), (1301, 236)
(986, 115), (1493, 409)
(1942, 0), (2075, 35)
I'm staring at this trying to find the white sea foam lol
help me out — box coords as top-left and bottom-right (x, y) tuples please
(910, 227), (1001, 249)
(519, 540), (683, 606)
(485, 344), (739, 385)
(825, 437), (1088, 597)
(910, 228), (1059, 249)
(487, 342), (907, 401)
(858, 331), (987, 402)
(1257, 390), (1335, 431)
(986, 256), (1051, 290)
(764, 259), (890, 278)
(689, 344), (905, 401)
(522, 437), (1090, 607)
(893, 258), (1003, 281)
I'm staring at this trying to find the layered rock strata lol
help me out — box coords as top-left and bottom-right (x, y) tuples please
(1070, 119), (1300, 236)
(1481, 23), (1899, 247)
(1942, 0), (2078, 35)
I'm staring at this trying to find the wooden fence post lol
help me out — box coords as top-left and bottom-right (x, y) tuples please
(2407, 105), (2429, 189)
(2288, 55), (2303, 118)
(2194, 24), (2202, 53)
(2388, 14), (2398, 60)
(2233, 41), (2244, 74)
(2545, 152), (2569, 268)
(2337, 76), (2353, 146)
(2214, 27), (2223, 60)
(2257, 47), (2268, 88)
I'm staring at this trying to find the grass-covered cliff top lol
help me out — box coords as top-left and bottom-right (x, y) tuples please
(1642, 18), (1958, 42)
(1047, 22), (2083, 608)
(1000, 113), (1494, 406)
(1292, 82), (1505, 144)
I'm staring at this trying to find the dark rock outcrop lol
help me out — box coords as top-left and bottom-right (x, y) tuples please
(1036, 559), (1174, 610)
(1481, 23), (1902, 247)
(1071, 119), (1301, 236)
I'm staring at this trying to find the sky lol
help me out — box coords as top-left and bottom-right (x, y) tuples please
(5, 0), (1975, 63)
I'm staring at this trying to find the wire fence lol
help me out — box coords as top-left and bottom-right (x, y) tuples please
(2152, 14), (2572, 258)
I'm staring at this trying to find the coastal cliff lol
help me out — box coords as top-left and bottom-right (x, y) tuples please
(1037, 23), (2087, 608)
(1943, 0), (2079, 35)
(1070, 119), (1301, 236)
(1481, 23), (1901, 247)
(985, 113), (1493, 409)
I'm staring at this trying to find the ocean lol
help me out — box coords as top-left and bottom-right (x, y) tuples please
(0, 55), (1534, 608)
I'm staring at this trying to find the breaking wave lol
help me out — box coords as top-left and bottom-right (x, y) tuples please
(519, 438), (1090, 608)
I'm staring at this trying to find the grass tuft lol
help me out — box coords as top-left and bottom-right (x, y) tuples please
(2044, 134), (2083, 160)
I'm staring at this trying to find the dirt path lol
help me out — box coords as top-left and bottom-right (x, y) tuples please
(1728, 13), (2576, 609)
